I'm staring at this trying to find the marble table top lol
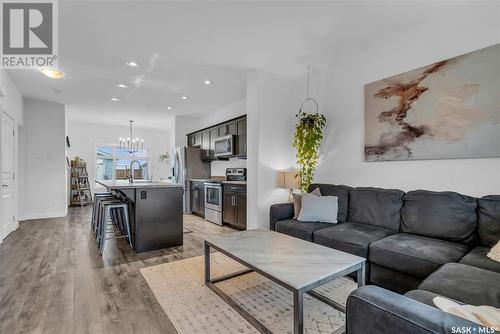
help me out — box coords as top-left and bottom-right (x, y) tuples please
(206, 229), (365, 290)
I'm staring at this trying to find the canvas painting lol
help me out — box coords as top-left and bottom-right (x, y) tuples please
(364, 44), (500, 162)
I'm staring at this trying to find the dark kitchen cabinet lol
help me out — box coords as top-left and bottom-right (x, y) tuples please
(187, 115), (246, 159)
(223, 184), (246, 230)
(235, 192), (246, 229)
(209, 128), (218, 150)
(236, 117), (247, 157)
(223, 191), (235, 224)
(218, 121), (236, 137)
(200, 130), (212, 160)
(188, 132), (201, 147)
(190, 181), (205, 217)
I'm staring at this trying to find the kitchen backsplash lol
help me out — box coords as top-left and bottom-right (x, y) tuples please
(211, 158), (247, 176)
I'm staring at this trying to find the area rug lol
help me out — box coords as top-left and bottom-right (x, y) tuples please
(140, 252), (356, 334)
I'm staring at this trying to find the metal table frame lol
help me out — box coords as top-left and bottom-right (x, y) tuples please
(204, 240), (366, 334)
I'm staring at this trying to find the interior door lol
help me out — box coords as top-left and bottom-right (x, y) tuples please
(1, 112), (16, 240)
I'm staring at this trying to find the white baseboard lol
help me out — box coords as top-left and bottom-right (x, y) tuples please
(18, 210), (68, 221)
(1, 220), (19, 241)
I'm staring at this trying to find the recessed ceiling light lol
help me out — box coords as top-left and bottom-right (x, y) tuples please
(110, 97), (120, 101)
(116, 83), (128, 88)
(39, 68), (65, 79)
(181, 96), (189, 100)
(126, 61), (138, 67)
(167, 106), (173, 110)
(203, 80), (212, 85)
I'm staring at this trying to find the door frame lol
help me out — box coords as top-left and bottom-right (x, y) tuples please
(1, 108), (18, 242)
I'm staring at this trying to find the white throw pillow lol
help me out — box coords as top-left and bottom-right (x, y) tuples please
(292, 187), (322, 219)
(433, 296), (500, 331)
(487, 240), (500, 263)
(297, 192), (338, 223)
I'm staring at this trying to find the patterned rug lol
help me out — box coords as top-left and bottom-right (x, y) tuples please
(140, 252), (356, 334)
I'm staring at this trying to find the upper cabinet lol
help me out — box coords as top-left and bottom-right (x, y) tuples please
(188, 132), (202, 147)
(187, 115), (246, 160)
(218, 121), (237, 137)
(236, 118), (247, 157)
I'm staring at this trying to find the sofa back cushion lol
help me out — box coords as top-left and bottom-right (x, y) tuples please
(348, 187), (404, 231)
(401, 190), (477, 246)
(308, 184), (352, 222)
(478, 195), (500, 248)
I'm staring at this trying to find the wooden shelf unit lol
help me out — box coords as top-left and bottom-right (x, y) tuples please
(70, 165), (93, 207)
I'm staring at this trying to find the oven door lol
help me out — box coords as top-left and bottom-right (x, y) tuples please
(205, 183), (222, 211)
(214, 135), (235, 157)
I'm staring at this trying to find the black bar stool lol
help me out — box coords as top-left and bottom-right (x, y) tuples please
(97, 200), (132, 255)
(91, 192), (114, 234)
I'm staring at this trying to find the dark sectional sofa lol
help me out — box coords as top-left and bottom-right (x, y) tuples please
(270, 184), (500, 334)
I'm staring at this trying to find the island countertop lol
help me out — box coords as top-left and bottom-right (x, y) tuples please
(96, 179), (183, 189)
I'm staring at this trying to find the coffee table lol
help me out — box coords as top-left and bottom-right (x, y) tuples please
(204, 229), (366, 334)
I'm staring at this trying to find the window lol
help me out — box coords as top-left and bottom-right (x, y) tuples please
(95, 145), (149, 181)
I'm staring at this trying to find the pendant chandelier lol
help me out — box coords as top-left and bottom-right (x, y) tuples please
(119, 120), (144, 154)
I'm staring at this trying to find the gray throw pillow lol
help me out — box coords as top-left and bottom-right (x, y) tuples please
(292, 187), (322, 219)
(297, 192), (338, 223)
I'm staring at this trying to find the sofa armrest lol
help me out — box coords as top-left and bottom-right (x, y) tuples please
(346, 286), (488, 334)
(269, 202), (294, 230)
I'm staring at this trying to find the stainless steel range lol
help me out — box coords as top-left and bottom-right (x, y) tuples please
(204, 168), (247, 226)
(204, 182), (223, 225)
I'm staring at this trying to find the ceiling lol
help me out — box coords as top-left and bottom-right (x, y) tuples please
(6, 0), (462, 129)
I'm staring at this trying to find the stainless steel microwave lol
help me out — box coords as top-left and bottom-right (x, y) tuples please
(214, 135), (235, 157)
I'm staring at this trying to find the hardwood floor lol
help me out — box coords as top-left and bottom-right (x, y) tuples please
(0, 207), (236, 334)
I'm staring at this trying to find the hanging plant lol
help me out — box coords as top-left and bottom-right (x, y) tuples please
(293, 110), (326, 192)
(292, 66), (326, 193)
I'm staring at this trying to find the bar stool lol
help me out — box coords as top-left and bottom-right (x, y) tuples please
(97, 200), (132, 255)
(95, 197), (123, 247)
(91, 192), (115, 234)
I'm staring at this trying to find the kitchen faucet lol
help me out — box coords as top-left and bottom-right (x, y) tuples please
(129, 160), (142, 183)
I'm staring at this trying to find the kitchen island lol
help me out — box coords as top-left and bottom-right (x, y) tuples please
(96, 180), (184, 253)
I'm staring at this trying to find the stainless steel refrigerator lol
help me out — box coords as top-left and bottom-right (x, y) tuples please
(173, 146), (211, 212)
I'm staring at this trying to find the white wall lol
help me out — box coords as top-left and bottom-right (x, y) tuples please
(246, 70), (297, 229)
(21, 98), (67, 220)
(0, 71), (23, 238)
(67, 122), (173, 191)
(313, 3), (500, 197)
(174, 98), (247, 176)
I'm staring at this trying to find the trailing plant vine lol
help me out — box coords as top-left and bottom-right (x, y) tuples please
(292, 111), (327, 192)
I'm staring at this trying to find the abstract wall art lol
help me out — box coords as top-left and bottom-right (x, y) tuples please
(365, 44), (500, 161)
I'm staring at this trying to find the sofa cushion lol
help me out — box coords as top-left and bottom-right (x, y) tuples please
(308, 184), (352, 222)
(313, 221), (395, 258)
(405, 290), (463, 308)
(401, 190), (477, 246)
(369, 233), (469, 278)
(370, 263), (422, 294)
(348, 187), (404, 231)
(419, 263), (500, 308)
(478, 195), (500, 248)
(274, 219), (333, 241)
(459, 247), (500, 274)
